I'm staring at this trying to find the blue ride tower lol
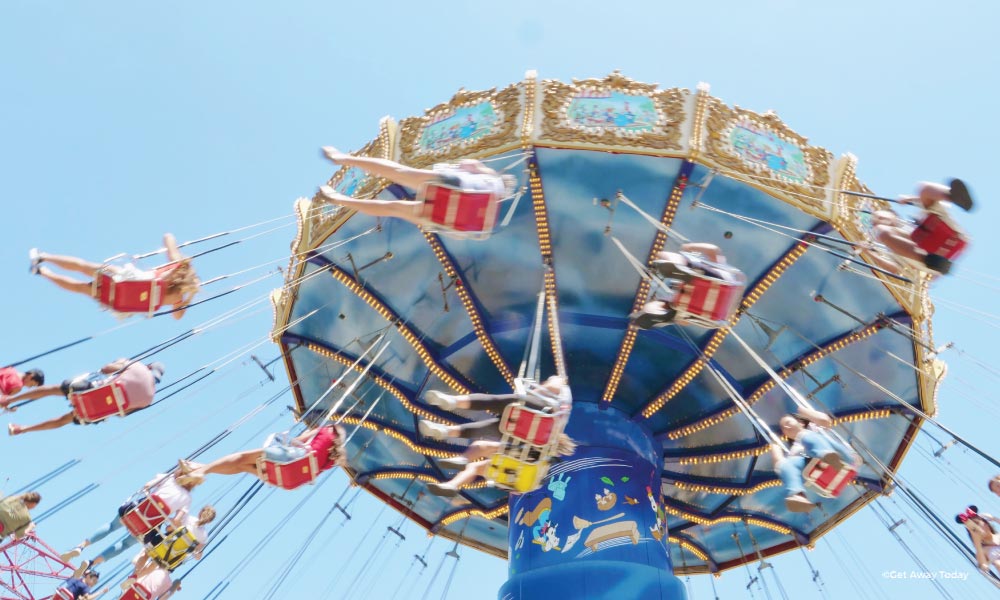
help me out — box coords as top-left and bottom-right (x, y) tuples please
(501, 403), (686, 599)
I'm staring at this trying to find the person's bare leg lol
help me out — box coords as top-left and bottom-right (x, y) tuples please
(464, 441), (500, 461)
(874, 225), (926, 262)
(440, 460), (490, 490)
(322, 147), (438, 189)
(0, 384), (68, 409)
(318, 187), (423, 222)
(863, 248), (903, 276)
(916, 182), (952, 206)
(36, 267), (93, 296)
(9, 412), (76, 436)
(132, 554), (157, 579)
(37, 253), (103, 276)
(188, 450), (263, 478)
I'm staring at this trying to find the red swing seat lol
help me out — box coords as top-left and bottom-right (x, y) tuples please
(256, 452), (320, 490)
(499, 404), (560, 447)
(803, 458), (857, 498)
(93, 268), (168, 316)
(69, 380), (130, 424)
(672, 271), (746, 327)
(53, 588), (75, 600)
(910, 213), (968, 261)
(417, 182), (501, 238)
(120, 494), (171, 538)
(120, 582), (152, 600)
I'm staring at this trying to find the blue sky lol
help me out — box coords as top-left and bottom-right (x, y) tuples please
(3, 1), (1000, 598)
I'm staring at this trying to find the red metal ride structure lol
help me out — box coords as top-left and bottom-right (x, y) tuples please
(0, 534), (73, 600)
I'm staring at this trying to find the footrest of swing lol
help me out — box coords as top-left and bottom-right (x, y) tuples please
(672, 274), (745, 325)
(257, 452), (320, 490)
(120, 494), (171, 538)
(120, 582), (153, 600)
(419, 182), (500, 235)
(803, 458), (857, 498)
(146, 526), (199, 571)
(499, 404), (560, 446)
(69, 380), (130, 424)
(487, 454), (549, 493)
(911, 213), (967, 261)
(95, 270), (164, 315)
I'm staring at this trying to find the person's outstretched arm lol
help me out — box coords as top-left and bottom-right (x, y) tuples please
(101, 359), (129, 374)
(798, 406), (833, 428)
(0, 384), (65, 408)
(163, 233), (182, 263)
(680, 243), (723, 263)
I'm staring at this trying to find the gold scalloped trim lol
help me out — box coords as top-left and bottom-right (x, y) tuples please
(398, 85), (523, 168)
(538, 71), (687, 152)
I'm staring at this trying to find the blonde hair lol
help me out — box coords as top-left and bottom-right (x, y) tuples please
(328, 425), (349, 467)
(197, 505), (217, 526)
(163, 259), (200, 296)
(555, 433), (577, 457)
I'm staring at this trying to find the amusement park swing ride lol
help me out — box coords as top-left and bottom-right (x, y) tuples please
(2, 71), (986, 600)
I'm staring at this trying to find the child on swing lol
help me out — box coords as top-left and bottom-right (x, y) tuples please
(630, 242), (744, 329)
(318, 147), (517, 229)
(416, 376), (576, 496)
(867, 179), (973, 276)
(30, 233), (199, 319)
(770, 406), (860, 512)
(176, 424), (346, 486)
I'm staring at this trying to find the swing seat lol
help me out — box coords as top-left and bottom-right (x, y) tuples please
(120, 582), (153, 600)
(672, 270), (746, 328)
(120, 494), (171, 538)
(256, 452), (320, 490)
(486, 453), (549, 494)
(53, 588), (75, 600)
(418, 182), (500, 239)
(69, 380), (129, 424)
(94, 269), (166, 316)
(803, 457), (857, 498)
(910, 213), (968, 261)
(146, 527), (199, 570)
(499, 404), (560, 447)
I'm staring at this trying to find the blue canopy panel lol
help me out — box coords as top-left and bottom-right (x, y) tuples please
(278, 138), (930, 573)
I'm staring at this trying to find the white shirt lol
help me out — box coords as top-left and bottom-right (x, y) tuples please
(145, 474), (192, 515)
(787, 423), (822, 458)
(178, 511), (208, 545)
(433, 165), (507, 198)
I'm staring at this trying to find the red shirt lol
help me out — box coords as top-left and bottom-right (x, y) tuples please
(308, 426), (339, 472)
(0, 368), (23, 395)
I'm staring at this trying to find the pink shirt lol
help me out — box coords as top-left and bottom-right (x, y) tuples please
(0, 368), (23, 395)
(114, 363), (156, 409)
(136, 567), (172, 598)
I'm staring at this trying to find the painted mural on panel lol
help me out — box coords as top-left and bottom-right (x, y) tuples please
(507, 452), (667, 573)
(334, 166), (367, 197)
(417, 102), (500, 152)
(727, 118), (809, 183)
(566, 90), (658, 132)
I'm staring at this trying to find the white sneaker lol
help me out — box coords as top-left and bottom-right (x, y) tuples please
(437, 456), (470, 469)
(424, 390), (458, 411)
(60, 547), (82, 562)
(28, 249), (41, 275)
(71, 560), (90, 579)
(418, 420), (451, 441)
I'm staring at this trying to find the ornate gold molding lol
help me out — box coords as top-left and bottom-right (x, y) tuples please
(699, 97), (832, 214)
(397, 84), (523, 168)
(538, 71), (687, 152)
